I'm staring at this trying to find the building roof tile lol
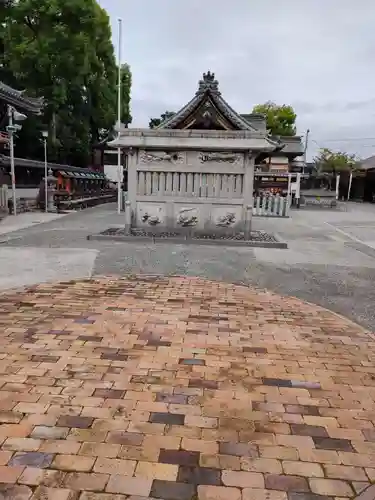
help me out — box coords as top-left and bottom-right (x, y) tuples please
(159, 72), (258, 131)
(0, 82), (44, 114)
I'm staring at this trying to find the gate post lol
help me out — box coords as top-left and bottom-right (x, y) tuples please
(0, 185), (8, 210)
(244, 204), (252, 240)
(124, 200), (131, 235)
(126, 148), (137, 223)
(255, 196), (261, 215)
(275, 193), (281, 215)
(296, 173), (301, 208)
(287, 173), (292, 208)
(335, 174), (340, 200)
(243, 151), (254, 233)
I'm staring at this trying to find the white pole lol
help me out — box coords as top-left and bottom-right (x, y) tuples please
(287, 173), (292, 205)
(335, 174), (340, 200)
(303, 129), (310, 174)
(347, 172), (353, 201)
(117, 18), (122, 214)
(295, 172), (301, 208)
(8, 106), (16, 216)
(44, 139), (48, 213)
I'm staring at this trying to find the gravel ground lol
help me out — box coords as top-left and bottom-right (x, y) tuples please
(1, 202), (375, 330)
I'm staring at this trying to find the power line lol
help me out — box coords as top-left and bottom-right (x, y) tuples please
(311, 139), (375, 149)
(311, 137), (375, 143)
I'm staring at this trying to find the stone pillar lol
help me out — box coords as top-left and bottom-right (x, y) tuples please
(126, 148), (137, 224)
(243, 151), (254, 238)
(244, 205), (252, 240)
(124, 201), (131, 235)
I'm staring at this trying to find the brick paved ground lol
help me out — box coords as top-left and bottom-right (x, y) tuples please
(0, 275), (374, 499)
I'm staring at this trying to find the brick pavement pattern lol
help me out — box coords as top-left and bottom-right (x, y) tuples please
(0, 275), (373, 500)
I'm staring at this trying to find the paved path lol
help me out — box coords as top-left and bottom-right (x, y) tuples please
(1, 203), (375, 330)
(0, 212), (67, 238)
(0, 276), (374, 500)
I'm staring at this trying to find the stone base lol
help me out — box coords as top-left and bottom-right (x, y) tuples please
(87, 227), (287, 248)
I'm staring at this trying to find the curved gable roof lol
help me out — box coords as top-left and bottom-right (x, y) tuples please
(0, 82), (44, 114)
(158, 72), (257, 131)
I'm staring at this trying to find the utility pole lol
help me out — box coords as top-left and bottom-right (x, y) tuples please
(7, 106), (16, 216)
(6, 106), (26, 216)
(303, 129), (310, 174)
(42, 131), (48, 212)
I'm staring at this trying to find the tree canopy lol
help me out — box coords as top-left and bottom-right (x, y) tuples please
(252, 101), (297, 137)
(149, 111), (176, 129)
(0, 0), (132, 167)
(314, 148), (357, 174)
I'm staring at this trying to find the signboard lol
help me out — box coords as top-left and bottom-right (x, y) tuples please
(256, 177), (288, 191)
(254, 173), (292, 195)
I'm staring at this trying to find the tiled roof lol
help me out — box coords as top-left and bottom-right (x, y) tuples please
(357, 155), (375, 170)
(0, 154), (105, 177)
(274, 136), (304, 156)
(159, 72), (259, 131)
(0, 82), (44, 113)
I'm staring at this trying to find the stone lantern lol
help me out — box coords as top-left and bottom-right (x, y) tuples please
(46, 168), (57, 212)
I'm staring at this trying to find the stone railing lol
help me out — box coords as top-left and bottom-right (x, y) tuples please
(9, 197), (37, 215)
(137, 171), (244, 199)
(253, 193), (290, 217)
(0, 184), (8, 219)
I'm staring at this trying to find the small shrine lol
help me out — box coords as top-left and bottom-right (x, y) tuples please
(110, 72), (299, 236)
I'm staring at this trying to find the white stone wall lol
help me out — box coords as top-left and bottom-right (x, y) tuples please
(122, 131), (258, 236)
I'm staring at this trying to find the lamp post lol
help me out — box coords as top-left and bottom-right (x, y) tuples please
(303, 129), (310, 175)
(42, 131), (48, 212)
(6, 106), (26, 216)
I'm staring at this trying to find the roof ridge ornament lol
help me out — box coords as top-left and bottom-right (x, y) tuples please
(196, 71), (220, 95)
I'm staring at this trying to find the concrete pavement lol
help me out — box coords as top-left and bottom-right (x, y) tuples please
(0, 212), (67, 238)
(0, 202), (375, 330)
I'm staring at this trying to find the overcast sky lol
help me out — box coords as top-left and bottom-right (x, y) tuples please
(98, 0), (375, 160)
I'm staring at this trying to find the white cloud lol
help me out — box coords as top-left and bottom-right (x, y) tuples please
(98, 0), (375, 160)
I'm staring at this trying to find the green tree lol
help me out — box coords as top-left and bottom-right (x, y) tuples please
(313, 148), (358, 191)
(1, 0), (132, 167)
(120, 63), (132, 127)
(149, 111), (175, 129)
(314, 148), (357, 174)
(252, 101), (297, 136)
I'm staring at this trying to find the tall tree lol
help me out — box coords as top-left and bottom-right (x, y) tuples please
(252, 101), (297, 136)
(149, 111), (175, 129)
(1, 0), (132, 167)
(120, 63), (132, 127)
(313, 148), (358, 191)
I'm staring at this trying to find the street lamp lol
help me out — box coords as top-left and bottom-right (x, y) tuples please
(42, 131), (48, 212)
(6, 106), (26, 216)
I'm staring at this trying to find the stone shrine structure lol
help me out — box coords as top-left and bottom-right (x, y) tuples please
(110, 72), (293, 237)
